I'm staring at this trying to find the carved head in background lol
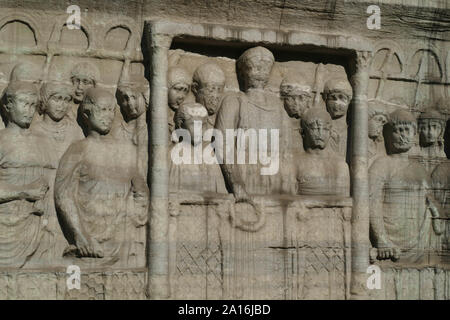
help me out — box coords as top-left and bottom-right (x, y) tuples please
(301, 108), (332, 151)
(80, 88), (116, 135)
(418, 108), (445, 148)
(191, 63), (225, 116)
(116, 78), (149, 122)
(174, 102), (208, 146)
(236, 46), (274, 91)
(2, 81), (39, 128)
(70, 62), (100, 104)
(280, 74), (312, 119)
(368, 102), (388, 141)
(322, 78), (353, 120)
(167, 67), (191, 112)
(40, 82), (73, 122)
(385, 109), (417, 154)
(9, 62), (42, 83)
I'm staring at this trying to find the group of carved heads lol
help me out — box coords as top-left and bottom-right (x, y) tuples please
(368, 100), (448, 158)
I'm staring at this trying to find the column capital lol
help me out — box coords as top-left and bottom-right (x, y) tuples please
(147, 33), (173, 50)
(354, 50), (373, 72)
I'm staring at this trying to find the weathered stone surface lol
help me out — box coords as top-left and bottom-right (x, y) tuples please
(0, 0), (448, 300)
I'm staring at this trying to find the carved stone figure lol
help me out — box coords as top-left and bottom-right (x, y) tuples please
(191, 62), (225, 128)
(369, 109), (444, 263)
(0, 81), (52, 268)
(167, 67), (191, 136)
(280, 74), (312, 152)
(431, 161), (450, 254)
(169, 102), (227, 194)
(33, 82), (84, 156)
(113, 76), (150, 177)
(54, 88), (149, 267)
(70, 62), (100, 104)
(69, 62), (101, 136)
(368, 101), (388, 168)
(113, 77), (150, 266)
(294, 108), (350, 197)
(418, 108), (446, 158)
(321, 78), (353, 157)
(30, 82), (84, 264)
(214, 46), (290, 199)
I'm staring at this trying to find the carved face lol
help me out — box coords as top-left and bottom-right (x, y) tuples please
(168, 83), (189, 111)
(46, 93), (72, 122)
(87, 99), (115, 135)
(282, 93), (311, 119)
(418, 119), (443, 146)
(241, 57), (273, 89)
(368, 114), (387, 140)
(325, 92), (350, 119)
(194, 83), (224, 116)
(72, 76), (95, 103)
(390, 123), (415, 153)
(118, 88), (146, 121)
(303, 120), (331, 150)
(7, 93), (38, 128)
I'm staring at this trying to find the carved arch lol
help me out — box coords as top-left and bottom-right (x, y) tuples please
(0, 13), (43, 47)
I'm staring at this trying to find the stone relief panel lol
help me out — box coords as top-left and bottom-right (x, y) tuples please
(0, 10), (149, 283)
(166, 43), (355, 300)
(368, 41), (450, 288)
(0, 7), (447, 300)
(167, 45), (351, 197)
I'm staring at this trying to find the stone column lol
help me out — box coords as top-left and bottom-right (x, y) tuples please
(349, 50), (372, 299)
(146, 29), (173, 299)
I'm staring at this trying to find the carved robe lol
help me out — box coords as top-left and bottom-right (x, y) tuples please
(368, 137), (386, 169)
(0, 129), (53, 268)
(169, 141), (227, 194)
(30, 117), (84, 265)
(370, 156), (442, 264)
(431, 161), (450, 254)
(55, 136), (147, 268)
(215, 91), (291, 195)
(329, 117), (348, 158)
(293, 150), (350, 197)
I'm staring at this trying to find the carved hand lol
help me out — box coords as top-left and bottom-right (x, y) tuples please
(25, 178), (49, 201)
(131, 175), (150, 202)
(377, 244), (400, 261)
(74, 233), (104, 258)
(233, 183), (250, 203)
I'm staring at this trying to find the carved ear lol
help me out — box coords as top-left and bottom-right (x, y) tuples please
(3, 98), (13, 113)
(191, 82), (198, 96)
